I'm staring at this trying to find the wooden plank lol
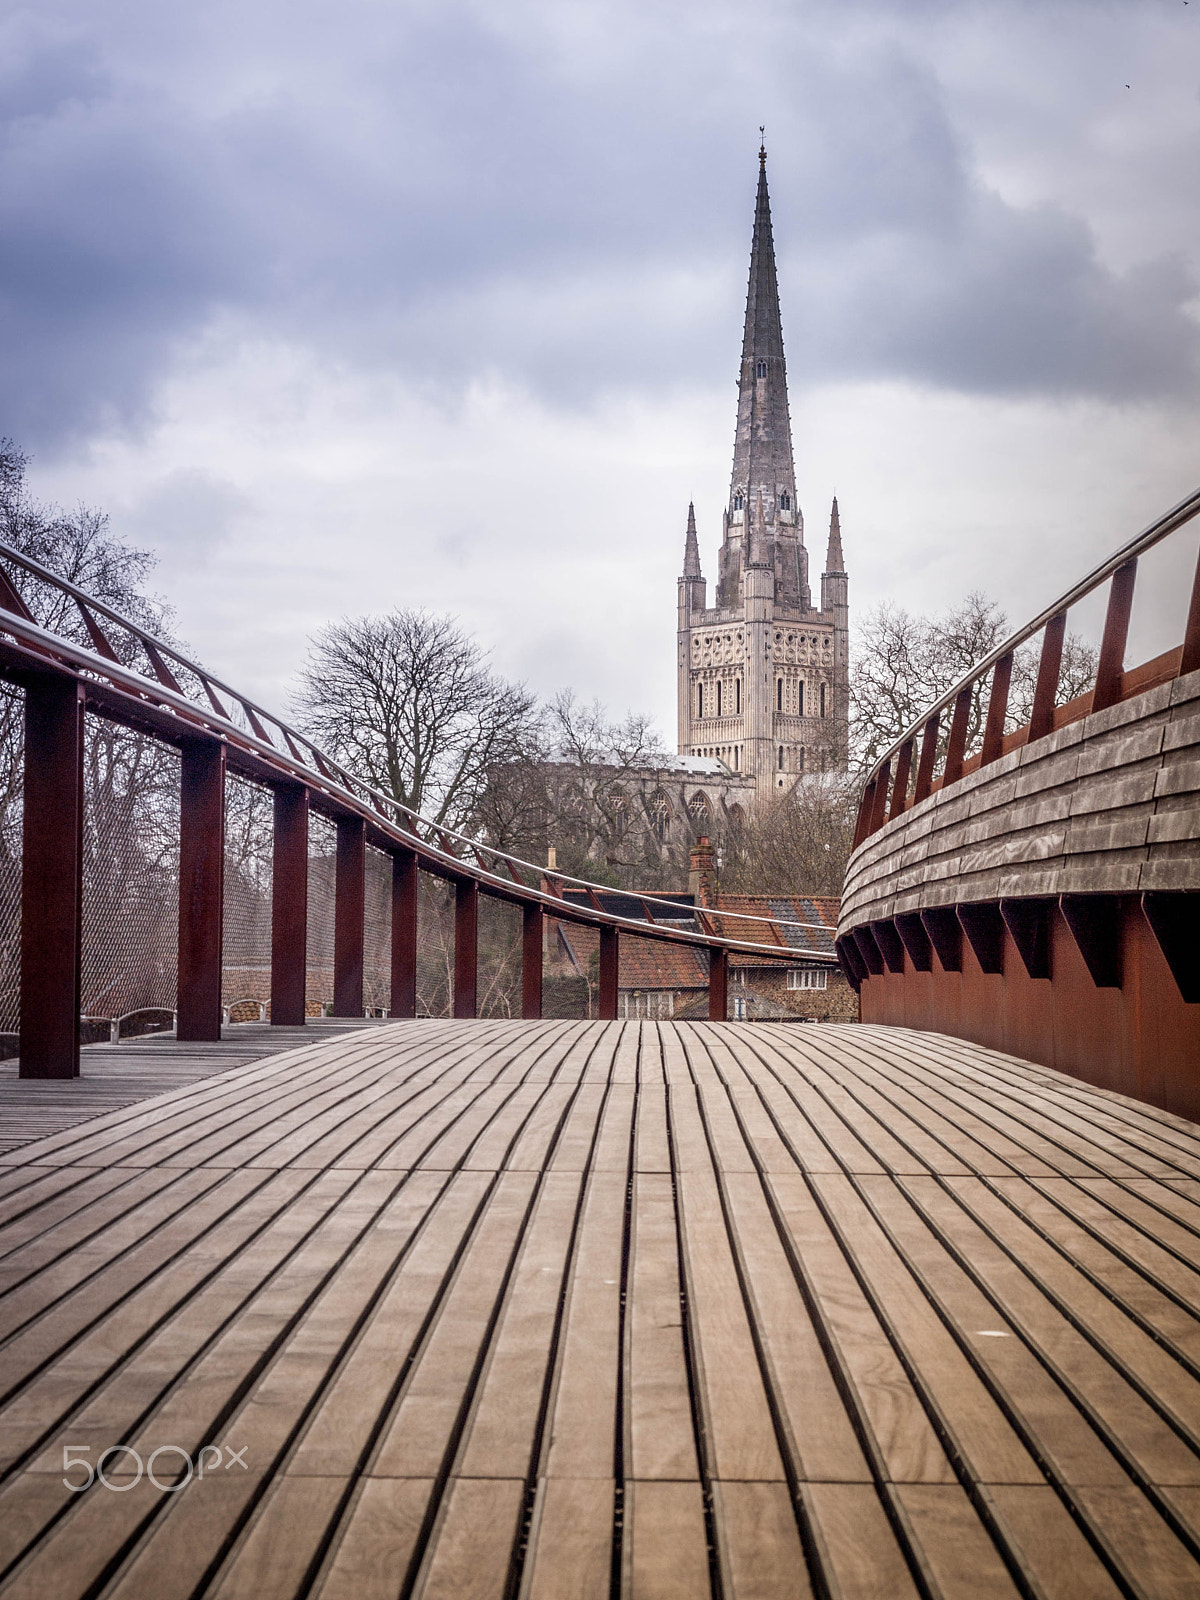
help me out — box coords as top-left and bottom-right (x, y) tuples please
(371, 1171), (539, 1476)
(889, 1484), (1024, 1599)
(674, 1161), (785, 1482)
(811, 1171), (1043, 1486)
(456, 1170), (584, 1476)
(311, 1478), (432, 1600)
(718, 1168), (870, 1483)
(410, 1476), (524, 1600)
(764, 1170), (955, 1485)
(711, 1481), (811, 1600)
(283, 1171), (485, 1478)
(624, 1480), (710, 1599)
(626, 1172), (697, 1481)
(541, 1169), (624, 1480)
(801, 1484), (920, 1600)
(904, 1176), (1200, 1482)
(523, 1477), (614, 1600)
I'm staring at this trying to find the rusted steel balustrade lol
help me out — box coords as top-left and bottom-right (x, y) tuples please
(0, 543), (834, 1076)
(851, 485), (1200, 848)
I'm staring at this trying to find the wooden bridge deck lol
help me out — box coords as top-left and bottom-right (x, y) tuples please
(0, 1019), (396, 1158)
(2, 1021), (1200, 1599)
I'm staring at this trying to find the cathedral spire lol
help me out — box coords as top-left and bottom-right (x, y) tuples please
(682, 501), (702, 578)
(825, 496), (844, 573)
(728, 141), (796, 523)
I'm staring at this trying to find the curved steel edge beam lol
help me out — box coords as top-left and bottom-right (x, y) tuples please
(0, 619), (831, 968)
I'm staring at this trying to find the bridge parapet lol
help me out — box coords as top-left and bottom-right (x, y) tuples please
(838, 486), (1200, 1126)
(838, 486), (1200, 1119)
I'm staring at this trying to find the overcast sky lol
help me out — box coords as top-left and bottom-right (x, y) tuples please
(4, 0), (1199, 735)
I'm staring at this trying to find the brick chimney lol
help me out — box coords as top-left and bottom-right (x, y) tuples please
(689, 835), (715, 907)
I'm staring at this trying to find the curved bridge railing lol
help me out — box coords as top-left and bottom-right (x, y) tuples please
(838, 484), (1200, 1118)
(0, 541), (831, 1079)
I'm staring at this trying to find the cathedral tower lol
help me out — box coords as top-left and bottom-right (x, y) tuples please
(677, 141), (850, 792)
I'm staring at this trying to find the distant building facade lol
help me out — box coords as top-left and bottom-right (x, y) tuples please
(677, 142), (849, 798)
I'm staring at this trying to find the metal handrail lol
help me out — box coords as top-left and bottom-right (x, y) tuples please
(0, 562), (835, 964)
(0, 537), (838, 947)
(855, 482), (1200, 815)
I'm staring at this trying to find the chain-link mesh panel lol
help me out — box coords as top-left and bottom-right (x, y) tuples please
(0, 684), (22, 1045)
(306, 811), (336, 1015)
(222, 776), (273, 1020)
(81, 718), (180, 1027)
(478, 895), (520, 1018)
(417, 875), (453, 1017)
(364, 844), (391, 1014)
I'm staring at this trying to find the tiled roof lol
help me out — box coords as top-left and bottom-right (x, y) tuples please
(708, 894), (839, 964)
(548, 892), (839, 991)
(551, 921), (708, 992)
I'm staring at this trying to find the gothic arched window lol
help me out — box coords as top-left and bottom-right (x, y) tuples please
(649, 791), (671, 843)
(756, 360), (767, 378)
(778, 745), (784, 770)
(688, 793), (711, 834)
(697, 683), (705, 720)
(780, 491), (790, 510)
(733, 491), (744, 511)
(610, 789), (630, 838)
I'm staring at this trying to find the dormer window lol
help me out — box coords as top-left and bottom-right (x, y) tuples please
(780, 491), (790, 510)
(756, 360), (767, 378)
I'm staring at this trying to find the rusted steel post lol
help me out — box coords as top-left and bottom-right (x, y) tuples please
(453, 879), (478, 1018)
(270, 785), (308, 1026)
(981, 652), (1013, 768)
(888, 739), (914, 822)
(1182, 543), (1200, 677)
(521, 902), (543, 1020)
(1029, 611), (1066, 742)
(913, 714), (940, 805)
(598, 925), (619, 1020)
(708, 947), (728, 1021)
(852, 778), (876, 849)
(19, 678), (84, 1078)
(333, 816), (365, 1017)
(941, 688), (973, 789)
(869, 758), (891, 834)
(1092, 558), (1138, 713)
(390, 849), (418, 1018)
(177, 739), (226, 1042)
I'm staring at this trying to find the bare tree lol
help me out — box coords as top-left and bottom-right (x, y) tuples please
(475, 690), (675, 886)
(293, 609), (539, 832)
(720, 774), (857, 897)
(0, 440), (182, 1029)
(850, 591), (1098, 778)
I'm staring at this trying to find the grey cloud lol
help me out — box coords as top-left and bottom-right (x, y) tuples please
(122, 469), (252, 565)
(0, 0), (1196, 452)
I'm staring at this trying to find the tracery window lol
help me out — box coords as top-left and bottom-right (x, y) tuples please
(649, 791), (671, 843)
(780, 491), (790, 510)
(756, 360), (767, 378)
